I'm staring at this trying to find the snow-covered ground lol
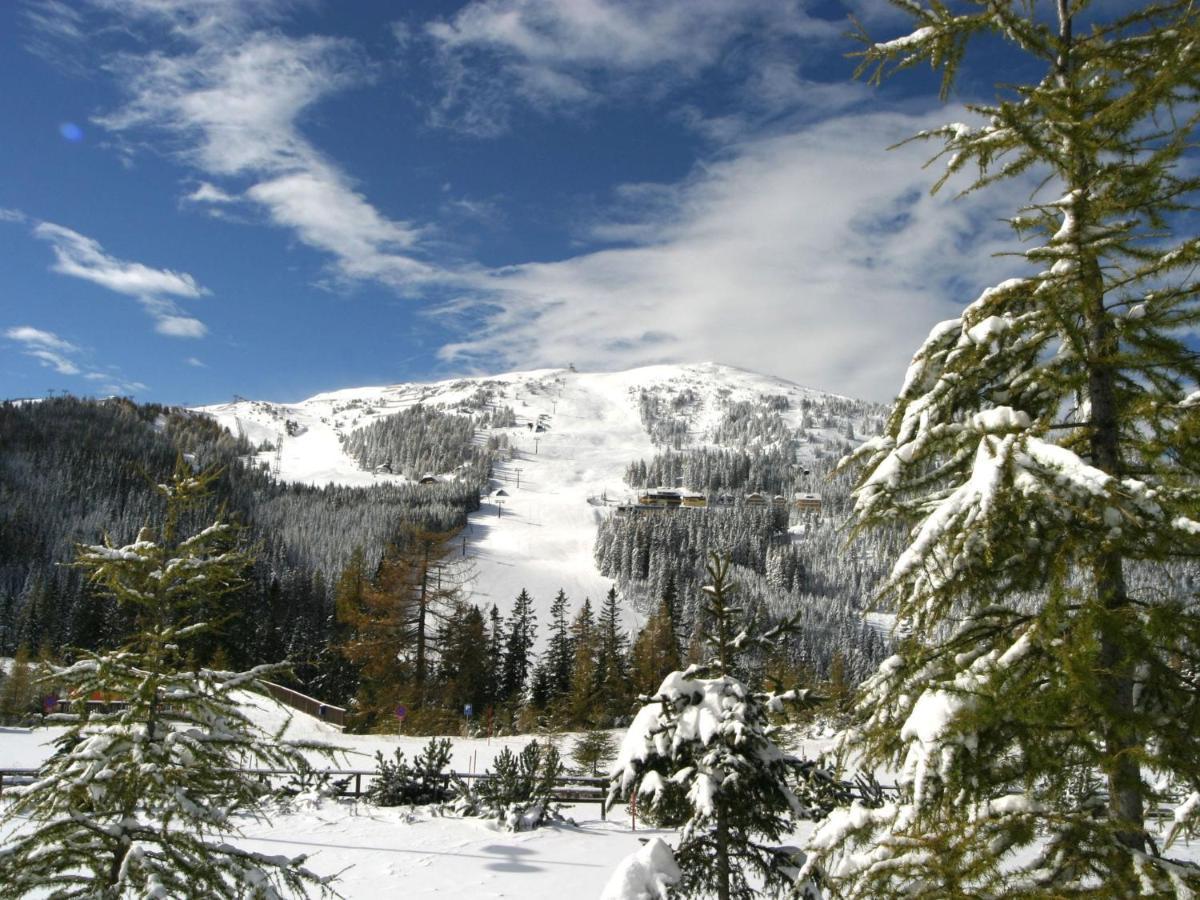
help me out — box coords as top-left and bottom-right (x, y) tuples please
(5, 693), (1197, 896)
(0, 692), (835, 898)
(199, 362), (862, 630)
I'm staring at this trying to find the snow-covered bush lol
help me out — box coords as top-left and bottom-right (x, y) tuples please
(452, 740), (564, 831)
(612, 669), (816, 899)
(600, 838), (681, 900)
(365, 737), (454, 807)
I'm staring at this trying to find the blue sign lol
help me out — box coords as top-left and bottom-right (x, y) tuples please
(395, 705), (407, 720)
(464, 704), (474, 717)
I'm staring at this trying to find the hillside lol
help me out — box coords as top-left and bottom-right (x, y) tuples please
(199, 363), (888, 637)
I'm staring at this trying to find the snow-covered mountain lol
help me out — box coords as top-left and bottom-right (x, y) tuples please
(198, 363), (885, 630)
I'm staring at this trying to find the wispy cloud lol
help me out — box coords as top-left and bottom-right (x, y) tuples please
(4, 324), (148, 394)
(440, 109), (1027, 401)
(5, 325), (81, 374)
(32, 222), (209, 338)
(424, 0), (841, 136)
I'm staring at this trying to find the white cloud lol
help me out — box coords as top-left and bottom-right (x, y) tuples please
(246, 165), (432, 285)
(155, 316), (208, 338)
(0, 207), (27, 223)
(184, 182), (238, 205)
(185, 356), (207, 367)
(440, 109), (1028, 401)
(93, 16), (434, 289)
(32, 221), (209, 338)
(35, 223), (205, 299)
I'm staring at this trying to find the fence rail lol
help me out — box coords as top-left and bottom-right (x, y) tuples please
(258, 681), (346, 730)
(0, 767), (609, 817)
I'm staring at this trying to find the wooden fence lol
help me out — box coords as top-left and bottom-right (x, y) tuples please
(259, 681), (346, 729)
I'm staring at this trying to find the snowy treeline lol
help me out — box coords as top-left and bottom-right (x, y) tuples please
(594, 500), (891, 685)
(712, 399), (797, 449)
(626, 446), (798, 496)
(342, 404), (486, 479)
(637, 389), (698, 448)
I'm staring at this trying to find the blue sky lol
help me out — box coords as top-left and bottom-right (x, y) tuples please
(0, 0), (1029, 405)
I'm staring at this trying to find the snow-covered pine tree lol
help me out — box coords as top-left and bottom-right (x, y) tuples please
(0, 459), (335, 899)
(802, 0), (1200, 894)
(611, 553), (819, 900)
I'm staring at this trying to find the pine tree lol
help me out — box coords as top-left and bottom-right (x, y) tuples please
(337, 547), (411, 730)
(439, 602), (488, 717)
(571, 727), (618, 777)
(485, 603), (504, 711)
(568, 597), (600, 725)
(595, 586), (632, 723)
(803, 1), (1200, 894)
(315, 546), (368, 708)
(545, 589), (574, 699)
(0, 459), (334, 898)
(500, 589), (537, 703)
(611, 553), (819, 900)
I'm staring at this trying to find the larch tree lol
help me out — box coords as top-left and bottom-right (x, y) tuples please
(802, 0), (1200, 894)
(0, 459), (334, 899)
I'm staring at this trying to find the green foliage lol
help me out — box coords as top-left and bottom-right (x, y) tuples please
(453, 741), (565, 831)
(0, 646), (39, 725)
(365, 737), (454, 807)
(802, 0), (1200, 895)
(570, 727), (617, 777)
(0, 460), (336, 899)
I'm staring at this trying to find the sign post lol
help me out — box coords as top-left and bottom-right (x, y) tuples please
(395, 704), (407, 734)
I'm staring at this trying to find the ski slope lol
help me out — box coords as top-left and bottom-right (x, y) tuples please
(198, 362), (863, 629)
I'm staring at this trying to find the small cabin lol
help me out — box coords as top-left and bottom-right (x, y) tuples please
(418, 474), (440, 485)
(745, 492), (768, 507)
(793, 492), (822, 512)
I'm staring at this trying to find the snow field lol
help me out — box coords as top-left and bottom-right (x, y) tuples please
(0, 691), (835, 898)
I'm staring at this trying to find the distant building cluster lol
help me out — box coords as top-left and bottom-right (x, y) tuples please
(614, 488), (822, 515)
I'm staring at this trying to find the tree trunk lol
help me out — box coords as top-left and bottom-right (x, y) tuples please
(716, 803), (731, 900)
(1086, 271), (1146, 852)
(416, 542), (429, 704)
(1057, 0), (1146, 855)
